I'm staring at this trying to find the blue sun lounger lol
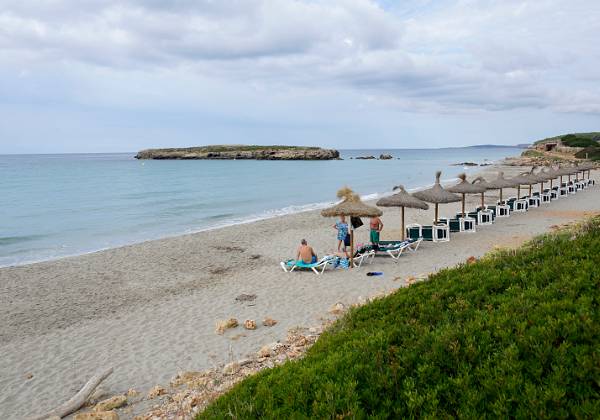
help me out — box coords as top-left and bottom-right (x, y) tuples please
(280, 256), (336, 275)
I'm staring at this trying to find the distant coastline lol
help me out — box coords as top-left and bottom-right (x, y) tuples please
(135, 145), (340, 160)
(0, 146), (523, 268)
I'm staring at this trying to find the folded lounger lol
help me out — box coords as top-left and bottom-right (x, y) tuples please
(470, 208), (495, 225)
(487, 204), (510, 218)
(507, 197), (528, 213)
(438, 217), (461, 233)
(406, 223), (449, 242)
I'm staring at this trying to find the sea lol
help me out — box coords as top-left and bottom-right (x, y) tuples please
(0, 147), (523, 267)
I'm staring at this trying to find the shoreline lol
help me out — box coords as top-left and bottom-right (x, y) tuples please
(3, 160), (598, 419)
(0, 164), (491, 269)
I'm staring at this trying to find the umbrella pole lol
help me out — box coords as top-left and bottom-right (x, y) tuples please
(434, 203), (439, 224)
(550, 179), (553, 189)
(462, 193), (466, 217)
(540, 181), (543, 195)
(517, 185), (521, 198)
(350, 228), (354, 269)
(481, 192), (485, 209)
(499, 188), (503, 203)
(529, 184), (532, 197)
(401, 206), (405, 241)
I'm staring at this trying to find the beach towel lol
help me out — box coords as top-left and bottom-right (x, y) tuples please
(336, 221), (348, 241)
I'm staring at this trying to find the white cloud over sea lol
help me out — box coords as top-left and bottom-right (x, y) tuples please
(1, 0), (599, 152)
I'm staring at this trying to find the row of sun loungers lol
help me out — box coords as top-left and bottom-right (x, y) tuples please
(406, 178), (595, 243)
(281, 176), (594, 274)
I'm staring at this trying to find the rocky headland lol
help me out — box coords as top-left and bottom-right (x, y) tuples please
(135, 145), (340, 160)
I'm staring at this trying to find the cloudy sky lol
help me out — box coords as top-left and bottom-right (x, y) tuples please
(1, 0), (599, 153)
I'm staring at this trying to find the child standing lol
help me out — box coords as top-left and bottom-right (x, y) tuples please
(333, 215), (349, 252)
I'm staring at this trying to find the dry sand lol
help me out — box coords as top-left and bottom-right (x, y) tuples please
(1, 165), (598, 419)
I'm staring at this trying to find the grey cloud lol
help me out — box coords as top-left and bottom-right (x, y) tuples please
(0, 0), (598, 114)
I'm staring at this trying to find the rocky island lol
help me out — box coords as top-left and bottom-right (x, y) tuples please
(135, 145), (340, 160)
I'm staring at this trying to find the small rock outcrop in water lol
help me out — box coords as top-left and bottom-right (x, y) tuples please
(355, 155), (376, 160)
(379, 154), (393, 160)
(452, 162), (479, 166)
(135, 145), (340, 160)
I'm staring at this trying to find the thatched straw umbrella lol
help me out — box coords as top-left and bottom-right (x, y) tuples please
(581, 161), (596, 179)
(526, 167), (553, 194)
(322, 187), (382, 267)
(376, 185), (429, 241)
(509, 173), (537, 198)
(447, 173), (487, 217)
(412, 171), (461, 223)
(578, 162), (591, 179)
(471, 176), (492, 208)
(486, 172), (518, 203)
(519, 174), (536, 197)
(563, 165), (575, 182)
(549, 164), (568, 187)
(580, 161), (598, 179)
(543, 165), (561, 189)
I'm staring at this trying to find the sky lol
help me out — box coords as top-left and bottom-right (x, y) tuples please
(1, 0), (599, 153)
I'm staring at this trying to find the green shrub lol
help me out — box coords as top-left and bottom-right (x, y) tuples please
(561, 134), (599, 148)
(575, 147), (600, 161)
(520, 149), (544, 158)
(200, 218), (600, 419)
(535, 132), (600, 145)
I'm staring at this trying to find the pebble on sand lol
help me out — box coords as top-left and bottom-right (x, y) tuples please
(262, 317), (278, 327)
(258, 342), (282, 358)
(215, 318), (239, 334)
(94, 395), (127, 411)
(74, 412), (119, 420)
(329, 302), (346, 315)
(243, 319), (257, 330)
(147, 385), (167, 399)
(223, 361), (240, 375)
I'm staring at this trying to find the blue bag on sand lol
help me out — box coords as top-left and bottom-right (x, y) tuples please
(366, 272), (383, 276)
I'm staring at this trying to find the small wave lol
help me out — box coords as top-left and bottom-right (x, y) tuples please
(206, 213), (236, 220)
(0, 234), (47, 246)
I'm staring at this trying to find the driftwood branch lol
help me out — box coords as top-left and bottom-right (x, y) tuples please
(29, 367), (113, 420)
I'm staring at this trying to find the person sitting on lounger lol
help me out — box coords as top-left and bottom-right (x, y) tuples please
(296, 239), (317, 264)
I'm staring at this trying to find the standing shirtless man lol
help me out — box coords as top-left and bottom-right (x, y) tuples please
(369, 216), (384, 245)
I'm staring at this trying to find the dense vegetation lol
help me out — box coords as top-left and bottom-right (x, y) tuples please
(575, 147), (600, 161)
(200, 218), (600, 419)
(560, 134), (600, 148)
(534, 132), (600, 146)
(148, 145), (321, 153)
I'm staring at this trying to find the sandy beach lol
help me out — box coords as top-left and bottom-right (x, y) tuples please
(1, 164), (598, 419)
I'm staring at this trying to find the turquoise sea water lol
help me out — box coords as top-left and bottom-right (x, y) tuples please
(0, 147), (522, 267)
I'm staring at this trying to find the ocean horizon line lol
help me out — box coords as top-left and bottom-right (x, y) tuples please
(0, 144), (526, 157)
